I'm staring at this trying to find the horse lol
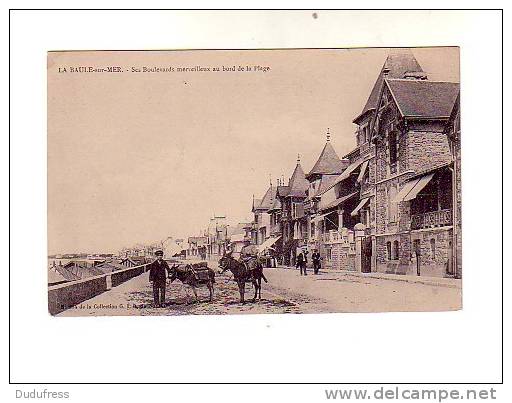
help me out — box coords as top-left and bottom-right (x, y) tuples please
(218, 252), (268, 303)
(167, 263), (216, 303)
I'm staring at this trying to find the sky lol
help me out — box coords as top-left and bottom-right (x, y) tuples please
(47, 47), (459, 254)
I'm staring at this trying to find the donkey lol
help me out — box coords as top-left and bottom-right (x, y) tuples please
(218, 252), (268, 303)
(167, 264), (216, 302)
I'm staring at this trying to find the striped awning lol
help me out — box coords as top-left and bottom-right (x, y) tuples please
(393, 173), (435, 203)
(356, 160), (369, 183)
(322, 191), (359, 210)
(351, 197), (370, 216)
(403, 174), (434, 201)
(256, 236), (281, 253)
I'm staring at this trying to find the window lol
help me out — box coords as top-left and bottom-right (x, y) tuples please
(389, 130), (398, 165)
(430, 239), (436, 260)
(311, 222), (316, 237)
(388, 185), (398, 223)
(387, 241), (392, 260)
(393, 240), (399, 260)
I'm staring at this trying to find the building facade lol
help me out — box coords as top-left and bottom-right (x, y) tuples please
(371, 78), (459, 277)
(206, 215), (228, 259)
(277, 157), (309, 266)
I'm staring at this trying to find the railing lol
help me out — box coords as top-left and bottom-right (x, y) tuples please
(321, 230), (354, 244)
(411, 209), (452, 230)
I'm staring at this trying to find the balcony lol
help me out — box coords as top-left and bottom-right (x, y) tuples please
(411, 209), (452, 230)
(321, 230), (354, 245)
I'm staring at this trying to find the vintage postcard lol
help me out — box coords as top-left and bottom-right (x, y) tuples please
(47, 47), (461, 316)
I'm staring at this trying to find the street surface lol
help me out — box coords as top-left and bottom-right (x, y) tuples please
(59, 260), (461, 316)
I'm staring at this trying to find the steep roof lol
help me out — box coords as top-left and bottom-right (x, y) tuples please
(287, 163), (309, 198)
(58, 263), (104, 280)
(258, 185), (278, 211)
(386, 79), (460, 118)
(276, 185), (289, 197)
(268, 195), (282, 211)
(307, 141), (349, 179)
(48, 266), (68, 285)
(96, 261), (126, 273)
(252, 198), (262, 212)
(269, 185), (288, 211)
(354, 49), (424, 123)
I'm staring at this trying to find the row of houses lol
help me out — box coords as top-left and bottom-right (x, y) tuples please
(247, 50), (461, 278)
(186, 216), (254, 260)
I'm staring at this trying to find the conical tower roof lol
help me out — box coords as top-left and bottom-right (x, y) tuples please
(307, 138), (348, 180)
(287, 159), (309, 198)
(353, 49), (425, 123)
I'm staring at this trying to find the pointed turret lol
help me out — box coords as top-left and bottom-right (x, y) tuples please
(287, 158), (309, 198)
(307, 128), (349, 180)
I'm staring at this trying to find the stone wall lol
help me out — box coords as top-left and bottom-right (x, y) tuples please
(48, 275), (108, 315)
(406, 130), (452, 173)
(111, 265), (146, 287)
(411, 228), (452, 277)
(48, 264), (148, 315)
(331, 243), (356, 271)
(375, 228), (451, 277)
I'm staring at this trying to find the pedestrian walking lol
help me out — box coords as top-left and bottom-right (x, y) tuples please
(312, 250), (321, 274)
(296, 251), (307, 275)
(149, 250), (170, 307)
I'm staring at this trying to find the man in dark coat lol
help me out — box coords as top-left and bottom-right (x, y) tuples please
(149, 250), (169, 307)
(312, 250), (321, 274)
(296, 252), (307, 276)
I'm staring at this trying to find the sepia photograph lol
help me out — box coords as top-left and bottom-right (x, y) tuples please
(47, 47), (462, 317)
(7, 6), (506, 395)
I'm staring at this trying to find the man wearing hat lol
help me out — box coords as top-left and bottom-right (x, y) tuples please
(149, 250), (169, 307)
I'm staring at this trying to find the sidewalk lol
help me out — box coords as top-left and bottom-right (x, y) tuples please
(276, 265), (461, 289)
